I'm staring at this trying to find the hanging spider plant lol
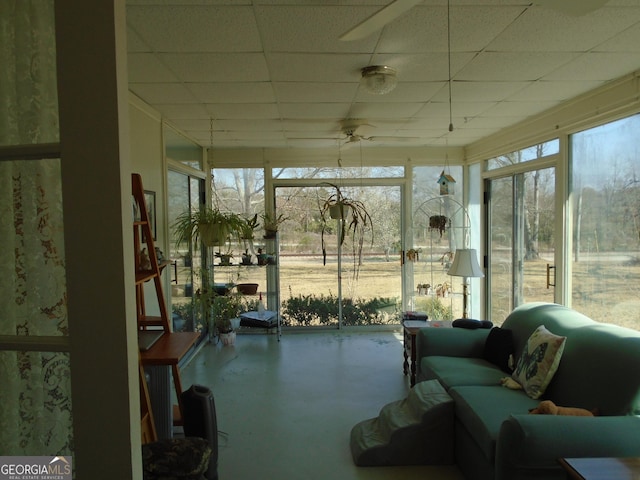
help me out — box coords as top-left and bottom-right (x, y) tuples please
(318, 182), (374, 279)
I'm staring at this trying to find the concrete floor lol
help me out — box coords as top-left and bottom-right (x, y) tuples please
(179, 328), (464, 480)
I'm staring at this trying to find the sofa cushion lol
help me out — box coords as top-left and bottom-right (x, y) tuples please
(421, 356), (505, 390)
(483, 327), (514, 373)
(449, 386), (539, 461)
(512, 325), (566, 399)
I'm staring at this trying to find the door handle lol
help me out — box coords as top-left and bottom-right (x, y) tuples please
(546, 264), (556, 289)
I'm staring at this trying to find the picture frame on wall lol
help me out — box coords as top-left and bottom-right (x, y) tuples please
(144, 190), (157, 240)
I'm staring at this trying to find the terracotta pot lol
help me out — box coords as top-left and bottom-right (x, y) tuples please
(237, 283), (258, 295)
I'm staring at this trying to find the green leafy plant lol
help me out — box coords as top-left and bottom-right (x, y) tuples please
(209, 293), (243, 333)
(318, 183), (374, 279)
(172, 207), (245, 248)
(261, 211), (287, 238)
(281, 290), (398, 326)
(240, 213), (260, 240)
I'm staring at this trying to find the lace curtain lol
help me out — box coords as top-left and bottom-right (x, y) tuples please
(0, 1), (72, 455)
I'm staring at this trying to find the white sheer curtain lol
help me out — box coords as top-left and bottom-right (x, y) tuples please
(0, 0), (72, 455)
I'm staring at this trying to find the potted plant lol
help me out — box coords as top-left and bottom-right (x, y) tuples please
(172, 206), (244, 248)
(215, 250), (233, 266)
(261, 211), (287, 239)
(240, 213), (260, 241)
(210, 293), (243, 345)
(256, 247), (269, 266)
(241, 249), (253, 265)
(318, 183), (374, 278)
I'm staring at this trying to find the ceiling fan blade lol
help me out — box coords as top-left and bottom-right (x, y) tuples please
(536, 0), (609, 16)
(339, 0), (423, 41)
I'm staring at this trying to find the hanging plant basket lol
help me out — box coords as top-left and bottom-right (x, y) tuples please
(429, 215), (450, 237)
(329, 203), (351, 220)
(200, 221), (227, 247)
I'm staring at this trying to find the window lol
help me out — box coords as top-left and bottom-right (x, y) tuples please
(570, 115), (640, 329)
(487, 140), (559, 170)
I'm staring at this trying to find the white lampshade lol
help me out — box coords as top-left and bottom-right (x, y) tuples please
(448, 249), (484, 278)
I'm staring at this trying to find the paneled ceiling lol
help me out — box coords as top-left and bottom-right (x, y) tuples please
(126, 0), (640, 150)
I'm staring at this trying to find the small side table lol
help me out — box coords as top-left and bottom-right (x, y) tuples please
(559, 457), (640, 480)
(402, 320), (452, 387)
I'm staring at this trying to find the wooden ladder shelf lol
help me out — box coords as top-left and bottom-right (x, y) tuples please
(132, 173), (198, 441)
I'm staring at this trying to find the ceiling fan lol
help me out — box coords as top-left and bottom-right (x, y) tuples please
(339, 0), (611, 41)
(295, 119), (420, 146)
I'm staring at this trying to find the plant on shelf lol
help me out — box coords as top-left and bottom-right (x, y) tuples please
(172, 206), (244, 248)
(318, 182), (373, 278)
(240, 213), (260, 241)
(261, 211), (287, 239)
(241, 249), (253, 265)
(215, 249), (234, 266)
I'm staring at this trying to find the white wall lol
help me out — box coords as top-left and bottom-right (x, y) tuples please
(129, 95), (168, 317)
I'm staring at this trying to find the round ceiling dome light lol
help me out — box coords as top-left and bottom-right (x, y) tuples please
(361, 65), (398, 95)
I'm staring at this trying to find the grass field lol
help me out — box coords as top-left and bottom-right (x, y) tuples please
(175, 251), (640, 331)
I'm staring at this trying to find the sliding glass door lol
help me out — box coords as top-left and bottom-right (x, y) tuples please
(167, 170), (206, 337)
(487, 167), (556, 323)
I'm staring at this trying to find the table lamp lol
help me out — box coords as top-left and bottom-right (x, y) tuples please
(448, 248), (484, 318)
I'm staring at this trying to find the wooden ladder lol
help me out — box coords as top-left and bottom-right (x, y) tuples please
(132, 173), (188, 439)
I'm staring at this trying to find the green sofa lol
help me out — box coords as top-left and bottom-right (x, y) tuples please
(415, 302), (640, 480)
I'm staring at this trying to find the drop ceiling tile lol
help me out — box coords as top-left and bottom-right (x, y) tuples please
(159, 53), (270, 82)
(188, 82), (276, 103)
(126, 26), (149, 53)
(456, 52), (581, 81)
(129, 83), (199, 104)
(429, 81), (529, 102)
(414, 101), (457, 118)
(128, 0), (251, 4)
(506, 80), (603, 101)
(377, 5), (526, 54)
(483, 100), (558, 117)
(462, 115), (529, 129)
(372, 53), (477, 82)
(268, 53), (371, 82)
(349, 102), (424, 118)
(128, 53), (179, 83)
(595, 22), (640, 52)
(278, 103), (353, 119)
(152, 104), (210, 119)
(354, 82), (443, 102)
(206, 103), (280, 119)
(127, 5), (261, 52)
(543, 52), (640, 80)
(279, 119), (344, 133)
(487, 7), (640, 52)
(274, 83), (359, 103)
(214, 119), (287, 132)
(255, 5), (381, 53)
(168, 118), (213, 132)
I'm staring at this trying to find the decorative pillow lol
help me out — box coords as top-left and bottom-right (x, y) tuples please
(512, 325), (566, 399)
(483, 327), (514, 373)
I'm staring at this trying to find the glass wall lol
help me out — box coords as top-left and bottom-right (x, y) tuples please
(410, 166), (465, 319)
(570, 114), (640, 329)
